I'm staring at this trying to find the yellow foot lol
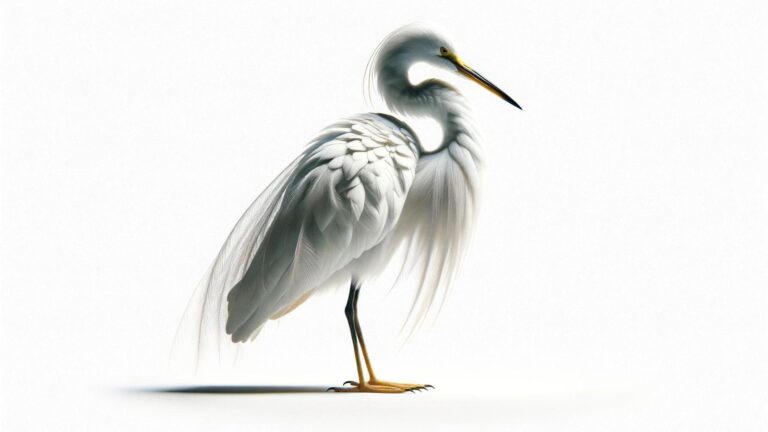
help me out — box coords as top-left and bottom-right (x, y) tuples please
(330, 380), (434, 393)
(371, 379), (434, 392)
(328, 381), (406, 393)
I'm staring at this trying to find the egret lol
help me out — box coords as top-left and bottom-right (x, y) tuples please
(175, 23), (521, 393)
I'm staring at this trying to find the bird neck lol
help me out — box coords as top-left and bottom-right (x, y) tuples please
(378, 71), (483, 164)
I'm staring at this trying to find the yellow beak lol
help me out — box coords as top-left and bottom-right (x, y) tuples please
(446, 53), (522, 110)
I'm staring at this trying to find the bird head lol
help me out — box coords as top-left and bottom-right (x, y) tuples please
(370, 23), (521, 110)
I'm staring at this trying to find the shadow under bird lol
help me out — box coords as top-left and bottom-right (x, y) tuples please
(175, 23), (521, 393)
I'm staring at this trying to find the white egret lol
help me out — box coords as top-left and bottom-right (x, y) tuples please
(175, 23), (521, 393)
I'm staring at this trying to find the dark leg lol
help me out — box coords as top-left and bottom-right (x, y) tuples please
(331, 279), (403, 393)
(345, 280), (365, 386)
(352, 282), (379, 381)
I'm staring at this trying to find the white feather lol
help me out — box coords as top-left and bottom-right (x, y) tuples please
(173, 113), (421, 364)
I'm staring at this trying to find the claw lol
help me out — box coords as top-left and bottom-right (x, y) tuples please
(425, 384), (434, 389)
(343, 380), (358, 386)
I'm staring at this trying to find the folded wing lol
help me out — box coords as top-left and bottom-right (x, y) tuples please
(173, 114), (419, 364)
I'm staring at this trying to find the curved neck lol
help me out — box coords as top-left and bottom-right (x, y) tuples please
(375, 57), (482, 159)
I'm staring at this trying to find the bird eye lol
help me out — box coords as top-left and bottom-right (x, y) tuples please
(439, 47), (448, 56)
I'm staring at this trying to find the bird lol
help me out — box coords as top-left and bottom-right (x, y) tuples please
(174, 23), (521, 393)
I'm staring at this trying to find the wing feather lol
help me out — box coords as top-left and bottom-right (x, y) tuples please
(171, 157), (302, 367)
(173, 113), (419, 365)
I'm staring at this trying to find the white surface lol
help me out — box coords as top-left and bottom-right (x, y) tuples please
(2, 1), (767, 430)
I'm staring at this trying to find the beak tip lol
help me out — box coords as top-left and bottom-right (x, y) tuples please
(455, 61), (522, 111)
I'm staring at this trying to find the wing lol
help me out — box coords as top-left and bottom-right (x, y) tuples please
(173, 114), (418, 364)
(226, 114), (418, 342)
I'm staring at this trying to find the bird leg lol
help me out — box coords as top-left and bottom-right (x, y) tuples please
(331, 280), (433, 393)
(331, 281), (404, 393)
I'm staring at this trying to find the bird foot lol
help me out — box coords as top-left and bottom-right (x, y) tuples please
(328, 380), (434, 393)
(371, 379), (434, 392)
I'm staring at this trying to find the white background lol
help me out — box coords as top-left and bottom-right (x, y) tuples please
(2, 1), (767, 430)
